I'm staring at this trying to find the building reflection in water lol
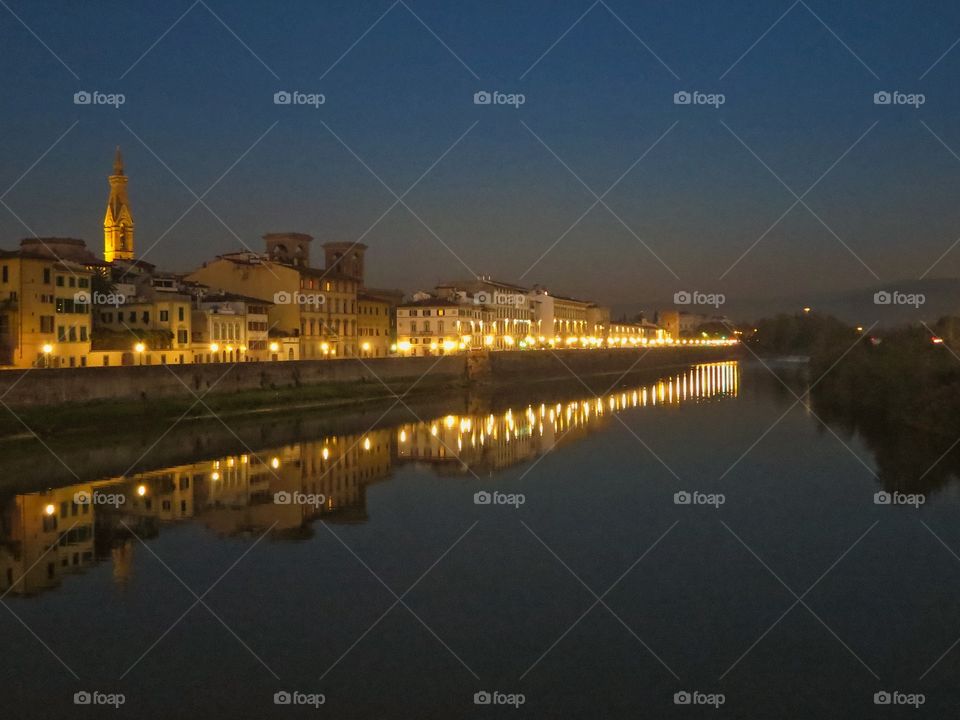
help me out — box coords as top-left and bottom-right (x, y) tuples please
(0, 361), (737, 596)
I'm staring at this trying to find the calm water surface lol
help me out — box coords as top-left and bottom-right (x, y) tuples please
(2, 360), (960, 718)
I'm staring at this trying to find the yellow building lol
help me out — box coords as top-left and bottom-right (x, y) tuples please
(0, 238), (98, 368)
(357, 293), (391, 357)
(94, 291), (193, 365)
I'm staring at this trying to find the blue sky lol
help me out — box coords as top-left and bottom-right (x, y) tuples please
(2, 0), (960, 310)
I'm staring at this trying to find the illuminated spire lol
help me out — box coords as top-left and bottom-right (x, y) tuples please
(104, 146), (134, 263)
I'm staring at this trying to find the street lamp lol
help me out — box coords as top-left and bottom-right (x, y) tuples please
(41, 343), (53, 368)
(134, 342), (145, 365)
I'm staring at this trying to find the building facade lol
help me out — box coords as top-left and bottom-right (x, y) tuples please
(0, 239), (98, 368)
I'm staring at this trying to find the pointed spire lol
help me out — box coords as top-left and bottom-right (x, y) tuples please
(113, 145), (124, 176)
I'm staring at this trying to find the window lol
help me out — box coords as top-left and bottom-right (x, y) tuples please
(177, 329), (188, 344)
(40, 316), (54, 333)
(78, 277), (89, 288)
(142, 312), (150, 324)
(57, 326), (66, 341)
(68, 277), (76, 288)
(56, 276), (64, 287)
(410, 321), (416, 332)
(102, 312), (113, 323)
(160, 310), (169, 322)
(43, 269), (50, 284)
(1, 266), (6, 282)
(178, 307), (185, 321)
(79, 327), (87, 341)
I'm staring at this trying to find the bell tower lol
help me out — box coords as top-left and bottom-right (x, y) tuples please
(104, 146), (134, 263)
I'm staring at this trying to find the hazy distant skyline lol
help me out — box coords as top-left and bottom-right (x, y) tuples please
(3, 0), (960, 310)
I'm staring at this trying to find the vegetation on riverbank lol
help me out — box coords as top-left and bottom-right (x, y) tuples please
(747, 309), (960, 493)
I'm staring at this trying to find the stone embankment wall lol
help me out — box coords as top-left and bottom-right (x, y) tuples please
(0, 355), (466, 407)
(0, 346), (740, 408)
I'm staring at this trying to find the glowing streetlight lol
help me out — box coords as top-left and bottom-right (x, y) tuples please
(134, 342), (145, 365)
(44, 503), (55, 516)
(269, 341), (280, 353)
(41, 343), (53, 368)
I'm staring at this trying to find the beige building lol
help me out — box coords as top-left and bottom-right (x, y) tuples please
(186, 234), (360, 360)
(435, 277), (533, 350)
(607, 320), (665, 346)
(527, 286), (593, 347)
(586, 304), (610, 340)
(189, 292), (268, 363)
(396, 297), (487, 356)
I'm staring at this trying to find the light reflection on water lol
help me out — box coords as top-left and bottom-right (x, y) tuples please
(0, 362), (737, 597)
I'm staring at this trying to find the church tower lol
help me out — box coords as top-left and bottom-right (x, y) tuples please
(104, 146), (134, 263)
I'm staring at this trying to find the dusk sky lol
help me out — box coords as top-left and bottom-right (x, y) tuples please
(3, 0), (960, 309)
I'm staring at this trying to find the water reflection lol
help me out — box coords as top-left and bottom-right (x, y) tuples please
(0, 361), (738, 597)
